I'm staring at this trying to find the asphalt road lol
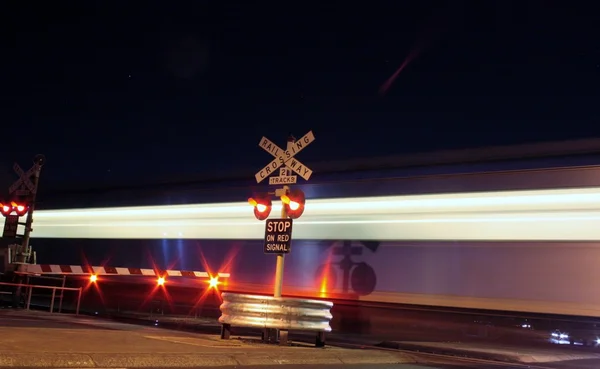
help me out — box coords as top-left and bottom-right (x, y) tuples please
(11, 366), (537, 369)
(5, 295), (600, 369)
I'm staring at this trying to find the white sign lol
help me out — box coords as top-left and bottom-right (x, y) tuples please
(254, 131), (315, 183)
(268, 166), (297, 185)
(269, 175), (297, 185)
(9, 163), (36, 195)
(264, 218), (293, 254)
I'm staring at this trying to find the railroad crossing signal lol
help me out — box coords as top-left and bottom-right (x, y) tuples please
(255, 131), (315, 184)
(251, 132), (314, 302)
(8, 163), (36, 196)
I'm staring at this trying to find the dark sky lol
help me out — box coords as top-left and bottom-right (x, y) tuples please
(1, 1), (599, 188)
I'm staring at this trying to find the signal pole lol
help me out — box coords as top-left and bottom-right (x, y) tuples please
(273, 135), (295, 298)
(273, 185), (290, 298)
(4, 154), (46, 309)
(18, 155), (45, 264)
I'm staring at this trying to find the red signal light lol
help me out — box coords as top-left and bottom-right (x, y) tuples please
(12, 202), (29, 217)
(0, 202), (13, 217)
(281, 189), (305, 219)
(248, 195), (272, 221)
(0, 201), (29, 217)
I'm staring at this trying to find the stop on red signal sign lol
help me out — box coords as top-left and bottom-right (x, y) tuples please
(264, 218), (293, 254)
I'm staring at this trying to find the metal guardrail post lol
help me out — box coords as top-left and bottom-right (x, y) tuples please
(49, 288), (56, 313)
(26, 286), (32, 310)
(280, 329), (289, 345)
(316, 331), (326, 348)
(218, 292), (333, 347)
(76, 287), (82, 316)
(58, 275), (66, 313)
(220, 323), (231, 340)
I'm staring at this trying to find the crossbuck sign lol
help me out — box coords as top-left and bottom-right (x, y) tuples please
(254, 131), (315, 184)
(8, 163), (36, 196)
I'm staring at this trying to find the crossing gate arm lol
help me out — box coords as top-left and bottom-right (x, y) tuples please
(18, 264), (230, 279)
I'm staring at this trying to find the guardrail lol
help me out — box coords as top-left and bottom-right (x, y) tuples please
(218, 292), (333, 347)
(0, 282), (82, 315)
(26, 274), (69, 312)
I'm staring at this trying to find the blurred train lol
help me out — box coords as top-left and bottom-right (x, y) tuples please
(22, 175), (600, 320)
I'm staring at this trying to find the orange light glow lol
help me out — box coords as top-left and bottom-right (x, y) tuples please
(319, 271), (330, 298)
(281, 195), (300, 210)
(208, 276), (219, 289)
(89, 274), (97, 283)
(250, 197), (268, 212)
(319, 272), (329, 297)
(157, 277), (165, 286)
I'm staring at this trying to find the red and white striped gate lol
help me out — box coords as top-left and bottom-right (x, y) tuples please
(19, 264), (230, 279)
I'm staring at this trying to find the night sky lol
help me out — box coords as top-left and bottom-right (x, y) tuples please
(2, 1), (599, 189)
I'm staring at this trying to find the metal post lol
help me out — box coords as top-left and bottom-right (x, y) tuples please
(273, 185), (289, 298)
(273, 185), (290, 344)
(316, 331), (326, 347)
(279, 330), (289, 346)
(12, 156), (44, 306)
(274, 254), (285, 298)
(220, 323), (231, 340)
(26, 285), (32, 310)
(19, 159), (43, 258)
(75, 287), (82, 316)
(49, 288), (56, 313)
(271, 136), (294, 300)
(58, 275), (66, 313)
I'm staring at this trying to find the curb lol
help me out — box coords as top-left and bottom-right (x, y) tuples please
(0, 351), (414, 367)
(376, 341), (520, 363)
(377, 341), (600, 365)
